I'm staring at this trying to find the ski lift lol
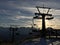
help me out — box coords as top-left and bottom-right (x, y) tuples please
(35, 13), (52, 16)
(36, 6), (51, 9)
(46, 16), (54, 20)
(33, 16), (42, 19)
(35, 13), (40, 15)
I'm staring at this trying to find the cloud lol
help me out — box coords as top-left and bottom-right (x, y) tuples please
(10, 15), (32, 21)
(7, 0), (60, 9)
(0, 0), (60, 28)
(16, 16), (32, 19)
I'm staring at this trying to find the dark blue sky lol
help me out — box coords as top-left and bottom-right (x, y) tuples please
(0, 0), (60, 28)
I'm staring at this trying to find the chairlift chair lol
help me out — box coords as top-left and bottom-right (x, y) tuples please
(33, 16), (42, 19)
(46, 16), (54, 20)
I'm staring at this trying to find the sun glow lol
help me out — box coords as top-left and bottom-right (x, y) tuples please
(33, 19), (60, 29)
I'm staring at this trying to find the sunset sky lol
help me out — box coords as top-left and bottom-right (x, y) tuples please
(0, 0), (60, 29)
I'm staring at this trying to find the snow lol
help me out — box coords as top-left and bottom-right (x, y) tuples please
(19, 38), (60, 45)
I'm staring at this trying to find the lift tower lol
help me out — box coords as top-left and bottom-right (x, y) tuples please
(33, 6), (54, 37)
